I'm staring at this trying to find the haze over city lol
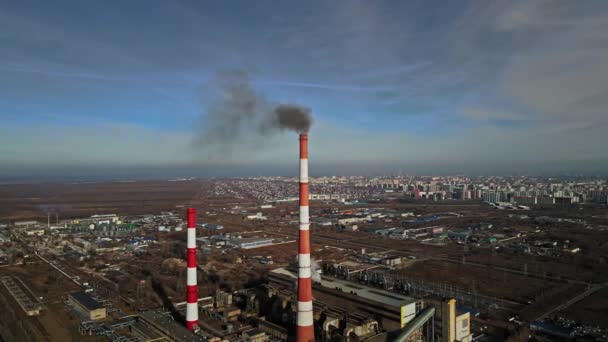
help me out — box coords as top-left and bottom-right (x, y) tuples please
(2, 2), (608, 342)
(1, 0), (607, 182)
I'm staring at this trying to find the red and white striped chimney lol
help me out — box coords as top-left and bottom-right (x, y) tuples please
(186, 208), (198, 330)
(297, 134), (314, 342)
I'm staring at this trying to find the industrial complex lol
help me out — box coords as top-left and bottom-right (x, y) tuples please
(1, 136), (607, 341)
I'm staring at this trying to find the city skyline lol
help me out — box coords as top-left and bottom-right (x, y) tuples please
(1, 1), (607, 180)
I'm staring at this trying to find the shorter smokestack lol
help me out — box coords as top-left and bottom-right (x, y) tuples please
(186, 208), (198, 330)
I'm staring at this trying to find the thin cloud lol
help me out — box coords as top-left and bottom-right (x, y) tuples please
(256, 80), (395, 92)
(0, 64), (118, 81)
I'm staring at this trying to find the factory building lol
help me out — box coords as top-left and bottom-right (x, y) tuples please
(138, 310), (207, 342)
(199, 223), (224, 230)
(68, 292), (107, 321)
(269, 267), (423, 332)
(228, 237), (274, 249)
(246, 212), (268, 220)
(14, 220), (39, 227)
(434, 298), (471, 342)
(241, 284), (381, 341)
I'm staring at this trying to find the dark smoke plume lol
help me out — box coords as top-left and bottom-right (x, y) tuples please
(272, 104), (313, 133)
(194, 71), (313, 157)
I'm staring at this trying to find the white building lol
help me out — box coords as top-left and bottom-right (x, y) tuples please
(246, 212), (267, 220)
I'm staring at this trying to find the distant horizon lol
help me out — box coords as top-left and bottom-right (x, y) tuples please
(2, 1), (607, 176)
(1, 160), (607, 184)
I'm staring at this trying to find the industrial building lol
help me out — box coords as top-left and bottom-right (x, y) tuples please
(199, 223), (224, 230)
(1, 276), (43, 316)
(269, 267), (423, 332)
(239, 284), (381, 341)
(138, 310), (207, 342)
(433, 298), (472, 342)
(68, 292), (107, 321)
(228, 237), (274, 249)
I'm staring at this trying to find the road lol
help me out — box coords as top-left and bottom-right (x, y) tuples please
(536, 282), (607, 320)
(34, 251), (83, 287)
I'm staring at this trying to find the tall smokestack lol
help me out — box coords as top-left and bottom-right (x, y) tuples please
(186, 208), (198, 330)
(297, 134), (314, 342)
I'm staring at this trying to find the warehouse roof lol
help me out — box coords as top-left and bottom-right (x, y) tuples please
(70, 292), (103, 310)
(270, 268), (416, 308)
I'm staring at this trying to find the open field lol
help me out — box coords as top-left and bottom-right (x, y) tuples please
(400, 259), (555, 304)
(0, 263), (93, 341)
(561, 287), (608, 328)
(0, 180), (208, 221)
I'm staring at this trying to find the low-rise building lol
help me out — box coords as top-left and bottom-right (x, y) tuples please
(68, 292), (107, 320)
(246, 213), (267, 220)
(229, 237), (274, 249)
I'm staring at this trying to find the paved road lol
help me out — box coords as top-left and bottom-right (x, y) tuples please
(536, 282), (607, 320)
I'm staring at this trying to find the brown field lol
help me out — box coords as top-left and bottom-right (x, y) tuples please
(0, 263), (93, 341)
(400, 259), (556, 303)
(561, 287), (608, 328)
(0, 180), (210, 221)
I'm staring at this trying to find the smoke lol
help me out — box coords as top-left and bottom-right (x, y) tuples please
(194, 71), (313, 157)
(294, 255), (322, 283)
(310, 258), (322, 283)
(272, 105), (313, 134)
(37, 203), (71, 214)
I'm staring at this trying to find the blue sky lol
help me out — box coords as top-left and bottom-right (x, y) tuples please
(1, 1), (607, 178)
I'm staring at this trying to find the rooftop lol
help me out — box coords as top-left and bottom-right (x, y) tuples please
(271, 267), (416, 308)
(69, 292), (103, 311)
(140, 310), (207, 342)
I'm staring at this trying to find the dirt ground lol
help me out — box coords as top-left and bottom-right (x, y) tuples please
(0, 263), (89, 341)
(561, 287), (608, 328)
(0, 180), (209, 221)
(400, 259), (557, 303)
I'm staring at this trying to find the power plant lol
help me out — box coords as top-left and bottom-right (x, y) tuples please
(296, 133), (314, 342)
(3, 125), (480, 342)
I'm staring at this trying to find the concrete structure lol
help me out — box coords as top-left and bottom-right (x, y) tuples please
(24, 227), (46, 236)
(186, 208), (198, 330)
(441, 299), (456, 342)
(1, 276), (43, 316)
(215, 290), (233, 308)
(68, 292), (107, 320)
(228, 237), (274, 249)
(481, 190), (502, 203)
(257, 319), (288, 341)
(514, 196), (538, 205)
(436, 298), (471, 342)
(14, 220), (38, 227)
(537, 196), (556, 205)
(297, 133), (314, 342)
(246, 212), (268, 220)
(243, 284), (380, 341)
(199, 223), (224, 230)
(139, 310), (207, 342)
(270, 268), (422, 332)
(242, 329), (269, 342)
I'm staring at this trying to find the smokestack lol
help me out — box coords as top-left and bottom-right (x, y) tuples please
(297, 134), (314, 342)
(186, 208), (198, 330)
